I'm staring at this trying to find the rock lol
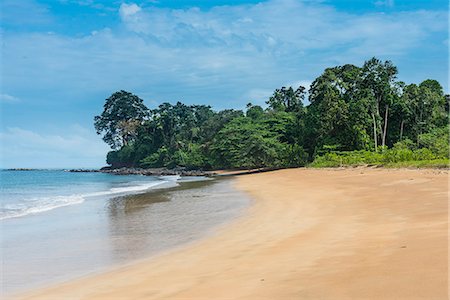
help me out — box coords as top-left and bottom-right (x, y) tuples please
(81, 167), (216, 177)
(67, 169), (100, 173)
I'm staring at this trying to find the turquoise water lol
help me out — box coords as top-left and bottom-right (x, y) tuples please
(0, 170), (250, 295)
(0, 170), (172, 220)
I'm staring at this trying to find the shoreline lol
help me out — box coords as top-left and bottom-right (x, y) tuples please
(4, 177), (250, 297)
(16, 168), (448, 299)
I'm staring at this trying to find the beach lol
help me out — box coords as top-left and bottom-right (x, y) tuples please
(2, 175), (249, 296)
(17, 168), (448, 299)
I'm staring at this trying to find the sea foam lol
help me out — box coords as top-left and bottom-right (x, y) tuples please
(0, 180), (173, 220)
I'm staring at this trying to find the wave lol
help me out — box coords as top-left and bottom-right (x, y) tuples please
(0, 195), (85, 220)
(86, 180), (171, 197)
(1, 180), (175, 220)
(159, 175), (181, 181)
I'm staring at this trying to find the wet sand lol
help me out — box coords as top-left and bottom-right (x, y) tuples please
(3, 178), (249, 296)
(18, 168), (448, 299)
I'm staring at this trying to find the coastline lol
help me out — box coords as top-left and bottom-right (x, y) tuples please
(16, 167), (448, 299)
(3, 176), (250, 297)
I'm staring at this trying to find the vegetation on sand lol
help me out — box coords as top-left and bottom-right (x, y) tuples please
(94, 57), (449, 169)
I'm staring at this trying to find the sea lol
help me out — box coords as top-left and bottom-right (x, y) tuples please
(0, 169), (250, 295)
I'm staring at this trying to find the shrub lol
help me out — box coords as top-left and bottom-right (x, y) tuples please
(418, 126), (449, 158)
(140, 147), (170, 168)
(173, 144), (207, 169)
(311, 147), (444, 168)
(392, 139), (415, 150)
(382, 148), (414, 163)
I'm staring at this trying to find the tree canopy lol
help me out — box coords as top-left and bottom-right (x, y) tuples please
(95, 58), (449, 169)
(94, 90), (148, 149)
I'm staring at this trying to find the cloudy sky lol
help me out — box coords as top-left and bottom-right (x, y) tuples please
(1, 0), (448, 168)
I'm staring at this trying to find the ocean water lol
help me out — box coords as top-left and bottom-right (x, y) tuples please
(0, 170), (250, 295)
(0, 170), (180, 220)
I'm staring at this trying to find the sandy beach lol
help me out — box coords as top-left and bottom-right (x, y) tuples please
(18, 168), (448, 300)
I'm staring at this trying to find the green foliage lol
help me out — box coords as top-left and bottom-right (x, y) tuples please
(281, 144), (309, 167)
(382, 159), (449, 169)
(246, 103), (265, 120)
(94, 90), (148, 149)
(106, 145), (136, 168)
(96, 58), (448, 170)
(306, 64), (373, 154)
(310, 151), (384, 167)
(267, 86), (306, 112)
(140, 147), (170, 168)
(417, 126), (449, 158)
(392, 139), (415, 150)
(172, 144), (208, 169)
(311, 147), (445, 168)
(211, 117), (287, 169)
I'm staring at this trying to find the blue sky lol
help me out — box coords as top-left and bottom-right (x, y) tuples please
(1, 0), (448, 168)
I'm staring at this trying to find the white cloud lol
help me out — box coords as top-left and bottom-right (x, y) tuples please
(119, 3), (142, 18)
(1, 0), (446, 168)
(245, 88), (274, 106)
(0, 126), (109, 168)
(119, 3), (150, 33)
(374, 0), (395, 8)
(0, 94), (20, 103)
(1, 0), (447, 111)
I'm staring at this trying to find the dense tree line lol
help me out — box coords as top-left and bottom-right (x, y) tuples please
(95, 58), (449, 169)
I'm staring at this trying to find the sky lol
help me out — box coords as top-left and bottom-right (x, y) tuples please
(0, 0), (448, 168)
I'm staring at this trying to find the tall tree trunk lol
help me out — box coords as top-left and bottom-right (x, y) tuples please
(372, 113), (378, 152)
(376, 97), (383, 147)
(376, 97), (380, 116)
(417, 109), (423, 146)
(382, 104), (389, 147)
(399, 120), (404, 141)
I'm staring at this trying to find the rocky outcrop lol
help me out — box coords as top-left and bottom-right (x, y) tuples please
(67, 167), (215, 177)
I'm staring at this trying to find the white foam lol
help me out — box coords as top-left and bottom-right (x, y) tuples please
(0, 195), (85, 220)
(88, 180), (170, 197)
(1, 180), (176, 220)
(159, 175), (181, 181)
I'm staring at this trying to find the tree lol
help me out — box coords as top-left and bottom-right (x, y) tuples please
(132, 104), (242, 169)
(267, 86), (306, 112)
(246, 103), (264, 120)
(94, 90), (148, 149)
(395, 80), (447, 145)
(211, 117), (286, 169)
(307, 64), (370, 154)
(418, 79), (447, 129)
(95, 58), (447, 171)
(361, 57), (398, 150)
(390, 81), (411, 142)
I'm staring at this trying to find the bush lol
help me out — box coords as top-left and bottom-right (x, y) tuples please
(412, 148), (436, 161)
(311, 147), (444, 168)
(392, 139), (415, 150)
(140, 147), (170, 168)
(282, 144), (309, 167)
(106, 146), (136, 168)
(173, 144), (207, 169)
(382, 148), (414, 163)
(310, 151), (383, 167)
(418, 126), (449, 158)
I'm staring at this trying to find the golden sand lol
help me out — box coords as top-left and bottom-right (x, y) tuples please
(19, 168), (448, 299)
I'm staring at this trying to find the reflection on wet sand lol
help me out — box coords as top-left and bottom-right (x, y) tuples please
(2, 177), (250, 296)
(107, 180), (212, 216)
(105, 179), (249, 263)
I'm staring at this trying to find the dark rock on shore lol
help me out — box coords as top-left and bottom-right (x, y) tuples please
(102, 167), (215, 176)
(68, 167), (215, 177)
(67, 169), (100, 173)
